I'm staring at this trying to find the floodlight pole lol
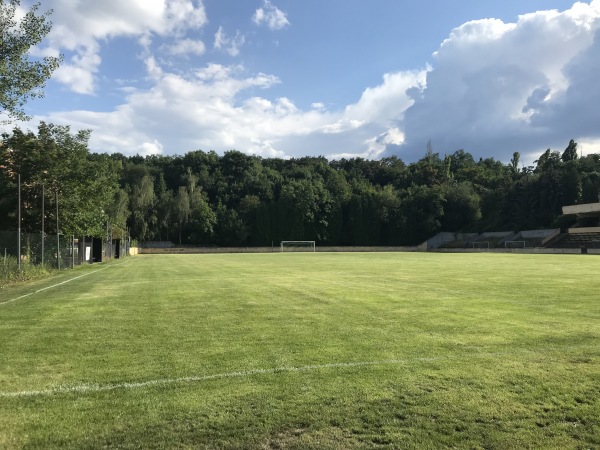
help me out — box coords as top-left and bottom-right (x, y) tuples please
(17, 174), (21, 270)
(55, 190), (60, 270)
(41, 184), (45, 266)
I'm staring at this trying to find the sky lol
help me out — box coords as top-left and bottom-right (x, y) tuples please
(4, 0), (600, 165)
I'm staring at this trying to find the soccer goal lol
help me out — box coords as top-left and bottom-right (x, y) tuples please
(471, 241), (490, 249)
(280, 241), (316, 252)
(504, 240), (526, 249)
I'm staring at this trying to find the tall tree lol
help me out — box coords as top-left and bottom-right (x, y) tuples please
(1, 123), (120, 236)
(174, 186), (190, 245)
(0, 0), (62, 121)
(128, 174), (156, 241)
(562, 139), (578, 163)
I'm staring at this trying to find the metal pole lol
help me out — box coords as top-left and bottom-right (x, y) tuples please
(55, 190), (60, 270)
(41, 184), (45, 266)
(72, 235), (75, 269)
(17, 174), (21, 270)
(106, 221), (110, 260)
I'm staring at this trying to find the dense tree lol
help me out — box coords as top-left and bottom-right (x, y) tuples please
(2, 128), (598, 247)
(128, 174), (156, 241)
(1, 123), (119, 236)
(400, 185), (445, 244)
(440, 182), (481, 232)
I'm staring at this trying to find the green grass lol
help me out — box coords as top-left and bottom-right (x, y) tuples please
(0, 252), (599, 449)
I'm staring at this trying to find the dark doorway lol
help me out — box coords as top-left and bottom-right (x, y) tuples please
(114, 239), (121, 259)
(92, 237), (103, 262)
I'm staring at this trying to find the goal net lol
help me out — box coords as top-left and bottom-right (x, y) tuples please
(471, 241), (490, 249)
(280, 241), (316, 252)
(504, 240), (526, 249)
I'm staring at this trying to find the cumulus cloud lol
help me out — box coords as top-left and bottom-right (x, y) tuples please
(39, 43), (425, 161)
(253, 0), (290, 30)
(53, 46), (101, 94)
(214, 26), (246, 57)
(20, 0), (600, 164)
(39, 55), (423, 160)
(393, 0), (600, 162)
(37, 0), (208, 93)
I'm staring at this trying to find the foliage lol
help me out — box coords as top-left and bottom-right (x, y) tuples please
(2, 131), (600, 245)
(0, 254), (52, 286)
(1, 123), (120, 236)
(0, 0), (62, 121)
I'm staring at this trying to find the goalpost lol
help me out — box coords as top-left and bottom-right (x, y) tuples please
(471, 241), (490, 249)
(280, 241), (316, 252)
(504, 240), (526, 249)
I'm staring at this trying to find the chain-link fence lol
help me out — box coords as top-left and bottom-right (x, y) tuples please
(1, 230), (129, 283)
(1, 230), (79, 269)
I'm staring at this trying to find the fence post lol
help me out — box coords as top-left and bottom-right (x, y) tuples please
(41, 184), (45, 266)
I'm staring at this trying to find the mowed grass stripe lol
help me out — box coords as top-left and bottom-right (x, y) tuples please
(1, 344), (597, 399)
(0, 252), (599, 449)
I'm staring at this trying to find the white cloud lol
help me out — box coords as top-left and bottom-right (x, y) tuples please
(53, 47), (101, 94)
(345, 69), (427, 126)
(38, 0), (208, 93)
(145, 56), (164, 80)
(138, 139), (164, 156)
(394, 0), (600, 162)
(21, 0), (600, 164)
(253, 0), (290, 30)
(214, 26), (246, 57)
(331, 128), (405, 160)
(37, 55), (423, 161)
(579, 138), (600, 157)
(166, 38), (206, 56)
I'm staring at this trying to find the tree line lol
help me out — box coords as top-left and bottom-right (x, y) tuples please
(2, 124), (599, 247)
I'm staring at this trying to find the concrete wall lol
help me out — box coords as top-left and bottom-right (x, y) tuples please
(139, 246), (420, 254)
(432, 247), (599, 255)
(480, 231), (513, 238)
(563, 203), (600, 215)
(568, 227), (600, 234)
(136, 246), (599, 255)
(519, 229), (559, 239)
(499, 228), (560, 246)
(421, 232), (478, 249)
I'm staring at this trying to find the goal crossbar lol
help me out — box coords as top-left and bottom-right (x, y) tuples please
(280, 241), (316, 252)
(504, 240), (526, 248)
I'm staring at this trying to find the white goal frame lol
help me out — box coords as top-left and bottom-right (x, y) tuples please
(471, 241), (490, 249)
(504, 240), (526, 248)
(280, 241), (316, 252)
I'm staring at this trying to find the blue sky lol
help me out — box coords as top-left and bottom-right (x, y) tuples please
(4, 0), (600, 164)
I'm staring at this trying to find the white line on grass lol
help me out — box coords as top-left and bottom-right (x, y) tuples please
(0, 261), (129, 306)
(0, 359), (434, 398)
(1, 346), (592, 399)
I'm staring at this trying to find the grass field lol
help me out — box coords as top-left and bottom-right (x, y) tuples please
(0, 252), (599, 449)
